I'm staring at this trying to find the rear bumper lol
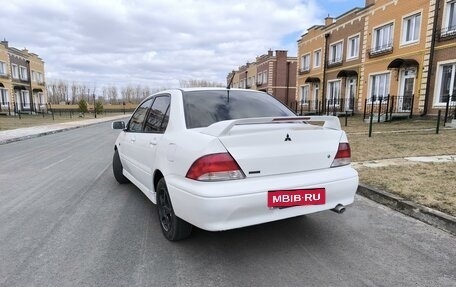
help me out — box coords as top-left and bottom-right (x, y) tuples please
(166, 166), (358, 231)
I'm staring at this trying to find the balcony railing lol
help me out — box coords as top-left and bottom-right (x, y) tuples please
(368, 43), (393, 58)
(298, 67), (310, 75)
(438, 26), (456, 41)
(327, 58), (343, 68)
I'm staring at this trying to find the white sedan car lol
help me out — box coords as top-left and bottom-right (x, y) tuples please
(112, 88), (358, 241)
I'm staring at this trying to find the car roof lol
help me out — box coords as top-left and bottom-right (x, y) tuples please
(179, 87), (262, 92)
(144, 88), (265, 102)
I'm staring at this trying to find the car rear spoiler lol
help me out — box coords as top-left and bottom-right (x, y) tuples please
(201, 116), (341, 137)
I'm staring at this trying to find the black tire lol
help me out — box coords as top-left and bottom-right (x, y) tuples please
(156, 178), (192, 241)
(113, 149), (130, 184)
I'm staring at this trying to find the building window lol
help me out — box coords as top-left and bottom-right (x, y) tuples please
(327, 80), (341, 104)
(262, 71), (268, 84)
(402, 13), (421, 44)
(329, 42), (343, 65)
(257, 73), (262, 85)
(300, 85), (310, 103)
(436, 63), (456, 104)
(0, 61), (6, 75)
(0, 88), (8, 105)
(19, 66), (28, 81)
(370, 73), (390, 102)
(314, 50), (321, 68)
(301, 54), (310, 72)
(21, 90), (30, 109)
(373, 23), (393, 52)
(347, 35), (359, 59)
(12, 64), (19, 79)
(444, 0), (456, 32)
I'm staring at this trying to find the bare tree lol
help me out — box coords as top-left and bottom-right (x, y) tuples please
(103, 85), (119, 104)
(179, 79), (224, 88)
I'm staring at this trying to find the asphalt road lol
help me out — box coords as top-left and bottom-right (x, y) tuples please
(0, 122), (455, 287)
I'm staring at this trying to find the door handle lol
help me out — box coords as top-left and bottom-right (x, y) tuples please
(130, 137), (136, 143)
(149, 138), (158, 146)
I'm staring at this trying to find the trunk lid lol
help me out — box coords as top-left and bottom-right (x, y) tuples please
(217, 123), (343, 177)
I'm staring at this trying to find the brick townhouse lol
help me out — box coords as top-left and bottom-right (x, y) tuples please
(297, 9), (367, 115)
(0, 40), (47, 114)
(227, 50), (297, 107)
(427, 0), (456, 115)
(297, 0), (455, 117)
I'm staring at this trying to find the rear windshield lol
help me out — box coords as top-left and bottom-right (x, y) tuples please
(183, 90), (294, 128)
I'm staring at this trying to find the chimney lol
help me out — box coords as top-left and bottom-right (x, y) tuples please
(365, 0), (375, 6)
(0, 39), (8, 48)
(275, 50), (288, 58)
(325, 15), (334, 26)
(268, 49), (273, 57)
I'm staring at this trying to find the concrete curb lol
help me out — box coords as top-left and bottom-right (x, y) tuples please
(357, 184), (456, 236)
(0, 115), (130, 145)
(0, 126), (85, 145)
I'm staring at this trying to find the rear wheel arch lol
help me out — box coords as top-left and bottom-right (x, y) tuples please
(156, 177), (192, 241)
(153, 170), (164, 194)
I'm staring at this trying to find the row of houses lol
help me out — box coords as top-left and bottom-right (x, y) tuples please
(0, 40), (47, 114)
(228, 0), (456, 117)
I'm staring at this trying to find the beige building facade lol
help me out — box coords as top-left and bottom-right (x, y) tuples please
(0, 40), (47, 114)
(297, 0), (454, 118)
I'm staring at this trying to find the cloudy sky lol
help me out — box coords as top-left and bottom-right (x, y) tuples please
(0, 0), (364, 91)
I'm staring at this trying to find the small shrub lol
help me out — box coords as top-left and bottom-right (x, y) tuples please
(78, 99), (88, 114)
(95, 101), (104, 114)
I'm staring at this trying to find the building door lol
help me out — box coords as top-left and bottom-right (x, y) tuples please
(313, 83), (319, 110)
(399, 68), (415, 112)
(15, 90), (21, 111)
(345, 77), (356, 111)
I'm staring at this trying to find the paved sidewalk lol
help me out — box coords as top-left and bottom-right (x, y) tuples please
(352, 154), (456, 169)
(0, 114), (129, 145)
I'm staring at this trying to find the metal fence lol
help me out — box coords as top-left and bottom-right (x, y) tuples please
(362, 94), (414, 122)
(0, 102), (135, 119)
(290, 97), (355, 116)
(0, 101), (49, 116)
(443, 95), (456, 124)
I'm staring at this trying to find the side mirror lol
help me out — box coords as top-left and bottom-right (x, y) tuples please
(112, 121), (126, 130)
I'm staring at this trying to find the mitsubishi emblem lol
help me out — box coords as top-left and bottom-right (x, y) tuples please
(284, 134), (292, 142)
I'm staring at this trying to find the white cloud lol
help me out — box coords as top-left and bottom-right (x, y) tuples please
(0, 0), (323, 90)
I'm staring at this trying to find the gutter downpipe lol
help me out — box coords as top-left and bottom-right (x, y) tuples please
(286, 61), (290, 106)
(422, 0), (440, 116)
(322, 33), (330, 114)
(26, 60), (34, 113)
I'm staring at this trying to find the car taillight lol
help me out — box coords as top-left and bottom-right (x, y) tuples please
(186, 153), (246, 181)
(331, 143), (351, 168)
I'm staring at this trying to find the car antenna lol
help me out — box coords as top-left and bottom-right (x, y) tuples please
(227, 71), (235, 89)
(226, 71), (235, 102)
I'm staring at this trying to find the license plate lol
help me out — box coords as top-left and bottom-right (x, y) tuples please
(267, 188), (326, 208)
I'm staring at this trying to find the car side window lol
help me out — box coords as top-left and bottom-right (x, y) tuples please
(144, 96), (170, 133)
(127, 99), (153, 132)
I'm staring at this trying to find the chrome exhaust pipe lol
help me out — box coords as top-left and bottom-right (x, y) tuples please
(331, 204), (346, 214)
